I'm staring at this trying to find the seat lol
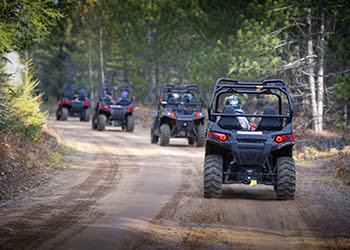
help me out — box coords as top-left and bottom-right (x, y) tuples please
(116, 99), (131, 105)
(217, 105), (242, 130)
(78, 89), (86, 100)
(256, 106), (282, 131)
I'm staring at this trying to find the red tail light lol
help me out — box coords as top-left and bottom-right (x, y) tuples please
(212, 132), (227, 141)
(100, 104), (109, 110)
(275, 134), (290, 143)
(66, 100), (71, 104)
(84, 101), (89, 105)
(170, 112), (175, 117)
(195, 113), (200, 117)
(126, 107), (133, 111)
(207, 131), (211, 139)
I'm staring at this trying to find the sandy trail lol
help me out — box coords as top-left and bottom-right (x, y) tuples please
(0, 117), (349, 249)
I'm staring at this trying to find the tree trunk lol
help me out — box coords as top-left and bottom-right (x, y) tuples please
(88, 37), (94, 101)
(155, 62), (159, 100)
(146, 0), (153, 102)
(307, 8), (318, 132)
(123, 56), (129, 84)
(316, 7), (325, 132)
(344, 100), (349, 124)
(99, 28), (105, 87)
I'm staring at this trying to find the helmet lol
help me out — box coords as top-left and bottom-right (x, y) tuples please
(184, 93), (194, 103)
(226, 95), (242, 109)
(172, 93), (180, 101)
(121, 91), (128, 99)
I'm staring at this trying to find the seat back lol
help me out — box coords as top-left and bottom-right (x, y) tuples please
(117, 99), (131, 105)
(256, 106), (282, 131)
(217, 105), (242, 130)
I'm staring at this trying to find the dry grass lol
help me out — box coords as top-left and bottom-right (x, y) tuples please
(0, 127), (67, 200)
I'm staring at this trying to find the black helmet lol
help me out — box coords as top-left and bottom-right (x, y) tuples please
(226, 95), (242, 109)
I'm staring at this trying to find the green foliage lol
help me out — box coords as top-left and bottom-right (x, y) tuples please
(332, 113), (342, 122)
(0, 0), (79, 53)
(339, 122), (348, 131)
(51, 151), (64, 164)
(1, 59), (47, 142)
(334, 75), (350, 99)
(26, 0), (350, 118)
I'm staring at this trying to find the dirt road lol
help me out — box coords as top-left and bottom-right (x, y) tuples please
(1, 116), (350, 249)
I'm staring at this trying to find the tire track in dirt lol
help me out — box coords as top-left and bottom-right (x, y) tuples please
(52, 124), (185, 249)
(2, 118), (349, 249)
(133, 137), (320, 249)
(0, 119), (126, 249)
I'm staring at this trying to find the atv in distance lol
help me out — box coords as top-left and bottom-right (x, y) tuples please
(92, 85), (134, 132)
(204, 78), (295, 200)
(56, 83), (90, 122)
(150, 84), (206, 147)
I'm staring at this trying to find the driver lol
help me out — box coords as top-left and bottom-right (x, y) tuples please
(226, 95), (253, 130)
(168, 93), (180, 103)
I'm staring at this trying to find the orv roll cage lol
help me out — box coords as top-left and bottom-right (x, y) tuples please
(208, 78), (293, 125)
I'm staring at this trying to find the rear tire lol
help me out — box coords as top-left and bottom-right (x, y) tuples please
(126, 115), (134, 132)
(203, 155), (223, 198)
(84, 109), (90, 122)
(188, 137), (195, 145)
(160, 124), (170, 146)
(97, 114), (106, 131)
(196, 124), (206, 147)
(92, 115), (97, 130)
(56, 109), (61, 120)
(276, 157), (296, 200)
(150, 127), (159, 144)
(61, 107), (68, 121)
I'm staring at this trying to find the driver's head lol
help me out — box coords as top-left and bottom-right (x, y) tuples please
(172, 93), (180, 101)
(226, 95), (243, 111)
(184, 93), (194, 103)
(121, 91), (128, 99)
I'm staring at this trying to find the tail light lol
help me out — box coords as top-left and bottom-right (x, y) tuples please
(212, 132), (227, 141)
(100, 104), (109, 110)
(195, 113), (202, 118)
(207, 131), (211, 139)
(65, 100), (71, 104)
(167, 112), (175, 117)
(126, 107), (133, 111)
(84, 101), (89, 105)
(275, 134), (291, 143)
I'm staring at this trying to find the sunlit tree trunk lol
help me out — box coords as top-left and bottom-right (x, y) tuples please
(307, 8), (318, 132)
(88, 37), (94, 101)
(155, 62), (159, 99)
(99, 28), (105, 87)
(344, 102), (348, 123)
(316, 7), (325, 132)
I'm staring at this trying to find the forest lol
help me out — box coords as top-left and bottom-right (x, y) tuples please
(1, 0), (350, 133)
(1, 2), (350, 247)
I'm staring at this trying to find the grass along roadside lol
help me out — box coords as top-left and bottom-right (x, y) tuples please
(0, 123), (74, 202)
